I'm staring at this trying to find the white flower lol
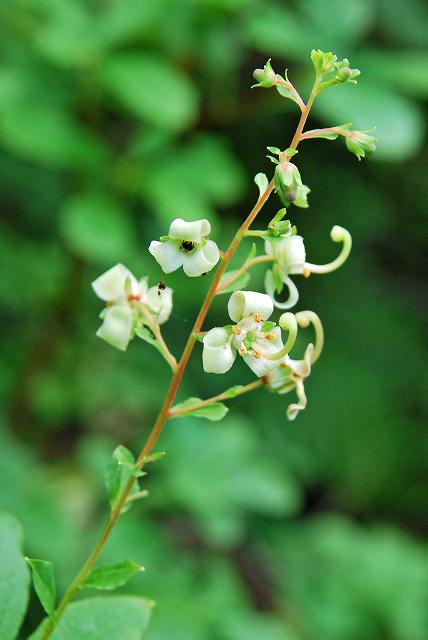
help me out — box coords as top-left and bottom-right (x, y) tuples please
(265, 234), (306, 276)
(203, 290), (297, 378)
(92, 263), (173, 351)
(149, 218), (220, 277)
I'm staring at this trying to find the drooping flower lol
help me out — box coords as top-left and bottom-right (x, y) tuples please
(149, 218), (220, 277)
(264, 226), (352, 309)
(92, 263), (173, 351)
(274, 162), (310, 208)
(263, 311), (324, 420)
(202, 291), (298, 378)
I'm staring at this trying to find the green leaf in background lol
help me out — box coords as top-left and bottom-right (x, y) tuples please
(217, 269), (251, 294)
(0, 104), (108, 170)
(171, 397), (229, 421)
(0, 512), (30, 640)
(58, 192), (136, 264)
(81, 560), (144, 591)
(102, 54), (198, 131)
(26, 558), (56, 617)
(30, 596), (153, 640)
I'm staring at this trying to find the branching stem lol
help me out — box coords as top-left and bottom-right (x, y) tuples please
(39, 77), (319, 640)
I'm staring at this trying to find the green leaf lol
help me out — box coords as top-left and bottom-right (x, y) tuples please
(171, 398), (229, 421)
(29, 596), (153, 640)
(302, 128), (341, 141)
(134, 325), (171, 366)
(59, 192), (135, 264)
(0, 104), (108, 170)
(26, 558), (56, 617)
(266, 146), (280, 154)
(0, 512), (30, 640)
(102, 53), (198, 132)
(217, 269), (251, 295)
(81, 560), (144, 591)
(105, 446), (143, 513)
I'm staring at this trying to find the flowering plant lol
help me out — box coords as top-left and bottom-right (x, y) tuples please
(23, 50), (376, 638)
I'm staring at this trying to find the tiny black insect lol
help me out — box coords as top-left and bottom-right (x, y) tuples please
(157, 280), (166, 296)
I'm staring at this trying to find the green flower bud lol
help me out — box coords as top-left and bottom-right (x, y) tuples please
(252, 59), (277, 88)
(311, 49), (337, 77)
(335, 58), (360, 85)
(345, 130), (377, 160)
(274, 162), (309, 208)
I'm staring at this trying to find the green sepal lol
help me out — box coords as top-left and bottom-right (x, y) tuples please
(284, 148), (298, 158)
(170, 398), (229, 421)
(26, 558), (56, 618)
(262, 321), (276, 333)
(266, 146), (281, 155)
(80, 560), (144, 591)
(266, 155), (279, 164)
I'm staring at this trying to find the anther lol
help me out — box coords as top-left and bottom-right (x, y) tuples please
(232, 325), (241, 335)
(252, 349), (261, 359)
(303, 267), (311, 278)
(254, 313), (262, 323)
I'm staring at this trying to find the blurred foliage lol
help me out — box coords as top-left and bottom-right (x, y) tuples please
(0, 0), (427, 638)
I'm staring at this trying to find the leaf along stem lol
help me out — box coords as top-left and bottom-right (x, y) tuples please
(38, 78), (319, 640)
(168, 379), (263, 418)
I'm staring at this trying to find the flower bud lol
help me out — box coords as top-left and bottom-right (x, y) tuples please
(345, 130), (377, 160)
(274, 162), (302, 206)
(311, 49), (337, 76)
(252, 59), (277, 88)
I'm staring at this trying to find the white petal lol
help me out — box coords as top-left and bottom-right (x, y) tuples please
(243, 353), (280, 378)
(92, 263), (137, 302)
(203, 327), (236, 374)
(144, 286), (173, 325)
(183, 241), (219, 277)
(96, 305), (133, 351)
(274, 235), (306, 274)
(228, 290), (274, 323)
(169, 218), (211, 242)
(149, 240), (184, 273)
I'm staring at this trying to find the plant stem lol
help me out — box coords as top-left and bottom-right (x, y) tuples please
(168, 379), (263, 417)
(215, 254), (274, 294)
(39, 81), (318, 639)
(137, 306), (178, 372)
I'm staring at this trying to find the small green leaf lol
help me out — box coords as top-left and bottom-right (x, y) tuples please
(29, 596), (153, 639)
(81, 561), (144, 591)
(284, 148), (298, 157)
(171, 398), (229, 421)
(217, 269), (251, 295)
(266, 146), (281, 154)
(105, 446), (143, 513)
(266, 155), (279, 164)
(246, 242), (257, 262)
(113, 445), (143, 478)
(26, 558), (56, 617)
(0, 512), (30, 640)
(143, 451), (166, 464)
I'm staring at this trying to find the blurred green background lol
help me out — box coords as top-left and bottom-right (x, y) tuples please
(1, 0), (427, 638)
